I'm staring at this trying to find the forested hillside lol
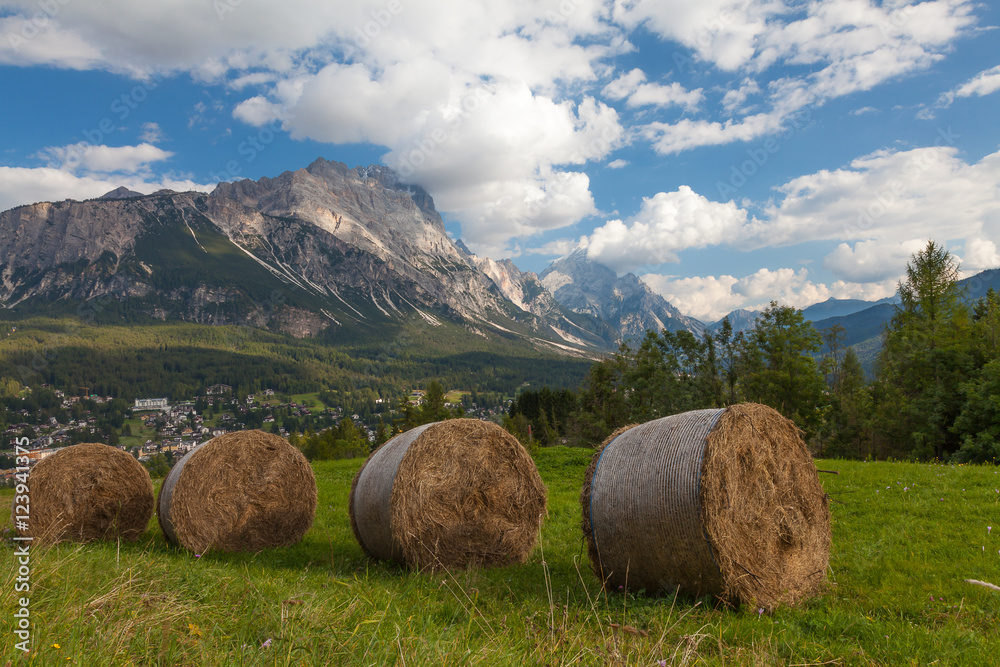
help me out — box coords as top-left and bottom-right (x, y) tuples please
(0, 315), (591, 421)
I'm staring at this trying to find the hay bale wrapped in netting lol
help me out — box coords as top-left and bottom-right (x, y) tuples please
(581, 404), (830, 610)
(158, 430), (316, 554)
(14, 443), (153, 544)
(349, 419), (547, 571)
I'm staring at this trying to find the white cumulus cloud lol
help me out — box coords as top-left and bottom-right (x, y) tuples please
(582, 186), (747, 272)
(749, 145), (1000, 250)
(602, 68), (703, 110)
(34, 142), (174, 174)
(624, 0), (977, 154)
(955, 64), (1000, 98)
(822, 239), (930, 283)
(642, 268), (899, 322)
(932, 63), (1000, 110)
(962, 237), (1000, 273)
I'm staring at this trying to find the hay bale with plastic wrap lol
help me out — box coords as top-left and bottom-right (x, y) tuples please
(349, 419), (547, 571)
(581, 403), (831, 610)
(14, 443), (153, 544)
(158, 430), (316, 554)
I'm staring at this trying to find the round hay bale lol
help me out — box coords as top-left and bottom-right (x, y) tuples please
(581, 403), (831, 610)
(158, 430), (316, 553)
(14, 443), (153, 544)
(349, 419), (547, 571)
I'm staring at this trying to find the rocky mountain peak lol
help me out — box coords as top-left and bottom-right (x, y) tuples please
(99, 186), (145, 200)
(708, 308), (760, 333)
(539, 248), (704, 339)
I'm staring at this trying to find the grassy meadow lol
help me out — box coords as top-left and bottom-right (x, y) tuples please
(2, 449), (999, 666)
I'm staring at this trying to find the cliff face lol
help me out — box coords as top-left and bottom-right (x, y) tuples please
(0, 193), (199, 307)
(206, 159), (510, 323)
(0, 161), (608, 350)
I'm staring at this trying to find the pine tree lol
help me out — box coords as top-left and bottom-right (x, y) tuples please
(737, 301), (825, 435)
(823, 347), (873, 458)
(420, 381), (450, 424)
(876, 241), (972, 459)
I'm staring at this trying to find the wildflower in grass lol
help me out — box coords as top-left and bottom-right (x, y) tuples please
(188, 623), (202, 637)
(261, 638), (272, 649)
(658, 661), (667, 666)
(51, 644), (60, 649)
(989, 526), (992, 535)
(757, 608), (765, 619)
(195, 554), (202, 558)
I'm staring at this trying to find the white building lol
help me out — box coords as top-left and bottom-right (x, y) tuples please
(134, 397), (169, 411)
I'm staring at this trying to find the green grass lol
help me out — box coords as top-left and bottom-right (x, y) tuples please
(2, 452), (999, 665)
(444, 390), (470, 404)
(290, 393), (322, 409)
(117, 418), (158, 449)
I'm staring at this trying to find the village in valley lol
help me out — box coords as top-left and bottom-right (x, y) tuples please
(1, 382), (505, 485)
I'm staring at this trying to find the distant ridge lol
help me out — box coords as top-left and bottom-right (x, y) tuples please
(802, 297), (897, 322)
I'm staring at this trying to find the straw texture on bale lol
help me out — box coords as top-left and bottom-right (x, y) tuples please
(582, 404), (830, 610)
(349, 419), (547, 571)
(158, 430), (316, 554)
(14, 442), (153, 544)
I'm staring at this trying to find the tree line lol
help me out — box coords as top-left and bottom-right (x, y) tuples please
(507, 241), (1000, 464)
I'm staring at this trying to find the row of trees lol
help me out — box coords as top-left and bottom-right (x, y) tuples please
(850, 242), (999, 462)
(508, 242), (999, 463)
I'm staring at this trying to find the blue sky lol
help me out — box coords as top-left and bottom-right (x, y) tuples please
(1, 0), (998, 321)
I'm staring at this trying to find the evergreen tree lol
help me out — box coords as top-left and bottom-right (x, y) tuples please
(737, 302), (825, 435)
(374, 417), (392, 447)
(716, 317), (739, 405)
(420, 381), (450, 424)
(822, 347), (873, 458)
(143, 454), (171, 478)
(971, 287), (1000, 364)
(876, 241), (972, 459)
(395, 395), (416, 431)
(576, 349), (628, 436)
(951, 359), (1000, 463)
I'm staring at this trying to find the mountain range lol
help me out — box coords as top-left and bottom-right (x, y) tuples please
(2, 158), (998, 361)
(0, 159), (699, 355)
